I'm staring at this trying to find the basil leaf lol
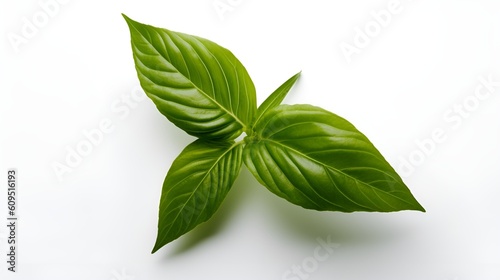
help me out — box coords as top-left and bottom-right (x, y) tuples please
(244, 104), (425, 212)
(253, 71), (301, 126)
(123, 15), (256, 140)
(153, 139), (243, 252)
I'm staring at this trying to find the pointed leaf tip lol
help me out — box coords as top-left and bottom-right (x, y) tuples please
(121, 13), (131, 22)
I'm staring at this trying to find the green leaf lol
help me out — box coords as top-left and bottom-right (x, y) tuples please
(123, 14), (256, 140)
(244, 104), (425, 213)
(253, 71), (301, 127)
(153, 139), (243, 253)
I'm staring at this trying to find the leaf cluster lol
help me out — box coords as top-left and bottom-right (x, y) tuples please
(123, 14), (424, 253)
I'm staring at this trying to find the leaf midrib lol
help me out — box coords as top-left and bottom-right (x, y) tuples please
(130, 22), (248, 132)
(157, 141), (242, 247)
(261, 138), (414, 206)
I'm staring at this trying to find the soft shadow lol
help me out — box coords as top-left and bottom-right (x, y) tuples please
(166, 168), (255, 257)
(256, 186), (421, 246)
(162, 166), (422, 258)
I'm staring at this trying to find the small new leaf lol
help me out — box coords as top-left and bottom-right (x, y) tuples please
(244, 104), (425, 213)
(153, 140), (243, 253)
(123, 14), (256, 140)
(253, 71), (301, 127)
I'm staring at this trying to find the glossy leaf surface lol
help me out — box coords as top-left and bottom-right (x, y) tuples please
(244, 104), (425, 212)
(153, 140), (243, 252)
(124, 15), (256, 139)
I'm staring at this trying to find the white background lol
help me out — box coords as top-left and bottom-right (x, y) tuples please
(1, 0), (500, 279)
